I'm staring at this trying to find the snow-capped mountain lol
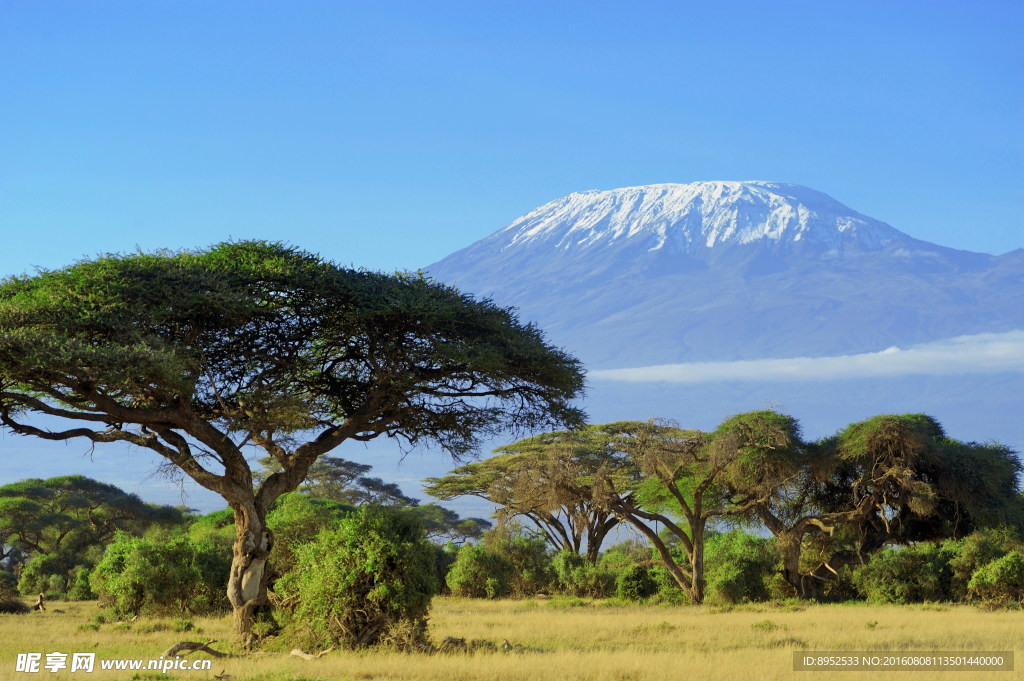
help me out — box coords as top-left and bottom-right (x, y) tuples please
(498, 181), (902, 253)
(427, 182), (1023, 369)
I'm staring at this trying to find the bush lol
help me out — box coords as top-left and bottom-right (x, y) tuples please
(600, 540), (651, 572)
(947, 528), (1021, 601)
(552, 551), (615, 598)
(66, 566), (95, 600)
(968, 551), (1024, 607)
(432, 543), (459, 595)
(483, 526), (553, 597)
(275, 505), (438, 650)
(445, 544), (514, 598)
(90, 531), (230, 617)
(704, 531), (779, 604)
(265, 493), (352, 578)
(17, 553), (75, 599)
(616, 565), (658, 601)
(853, 542), (956, 604)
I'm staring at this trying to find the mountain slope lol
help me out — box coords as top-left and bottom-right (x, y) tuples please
(427, 182), (1023, 369)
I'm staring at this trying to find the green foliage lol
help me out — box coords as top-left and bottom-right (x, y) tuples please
(853, 543), (957, 604)
(265, 493), (352, 577)
(426, 426), (626, 561)
(751, 619), (782, 632)
(0, 241), (585, 461)
(0, 476), (186, 598)
(934, 441), (1024, 532)
(275, 505), (437, 650)
(90, 531), (230, 617)
(704, 531), (779, 604)
(0, 569), (27, 614)
(551, 551), (616, 598)
(615, 565), (658, 601)
(67, 566), (95, 601)
(712, 410), (804, 496)
(947, 527), (1022, 601)
(445, 544), (514, 599)
(483, 525), (554, 597)
(967, 551), (1024, 607)
(18, 553), (75, 598)
(0, 569), (17, 597)
(599, 539), (651, 572)
(431, 543), (459, 595)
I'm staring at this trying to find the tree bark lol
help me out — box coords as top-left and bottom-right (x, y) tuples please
(774, 532), (810, 597)
(617, 512), (698, 603)
(690, 524), (705, 604)
(227, 500), (273, 645)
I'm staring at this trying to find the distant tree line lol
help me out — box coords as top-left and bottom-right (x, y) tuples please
(2, 411), (1022, 650)
(427, 411), (1024, 607)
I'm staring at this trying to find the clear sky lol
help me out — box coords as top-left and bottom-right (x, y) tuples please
(1, 0), (1022, 283)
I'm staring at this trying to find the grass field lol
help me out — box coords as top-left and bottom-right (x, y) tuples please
(0, 597), (1018, 681)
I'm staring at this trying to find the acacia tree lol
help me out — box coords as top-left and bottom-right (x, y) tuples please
(724, 413), (1023, 598)
(0, 475), (183, 562)
(254, 455), (419, 507)
(425, 437), (621, 563)
(430, 419), (770, 602)
(597, 417), (793, 603)
(0, 241), (585, 640)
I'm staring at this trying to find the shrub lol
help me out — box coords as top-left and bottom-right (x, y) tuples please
(853, 542), (956, 604)
(484, 526), (553, 597)
(968, 551), (1024, 607)
(17, 553), (75, 599)
(947, 528), (1022, 601)
(67, 567), (94, 601)
(275, 505), (437, 650)
(704, 531), (779, 604)
(432, 543), (459, 595)
(265, 493), (352, 578)
(446, 544), (513, 598)
(552, 551), (615, 598)
(600, 540), (651, 572)
(90, 531), (230, 617)
(616, 565), (658, 601)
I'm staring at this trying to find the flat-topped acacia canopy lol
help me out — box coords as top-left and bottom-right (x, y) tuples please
(0, 240), (586, 640)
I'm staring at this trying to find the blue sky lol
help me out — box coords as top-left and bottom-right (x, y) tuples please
(1, 0), (1021, 282)
(1, 1), (1022, 511)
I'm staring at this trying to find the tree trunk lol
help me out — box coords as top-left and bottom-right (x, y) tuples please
(227, 501), (273, 645)
(690, 525), (705, 604)
(618, 513), (698, 603)
(774, 531), (826, 599)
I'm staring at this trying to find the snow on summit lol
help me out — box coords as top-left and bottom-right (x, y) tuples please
(501, 181), (903, 253)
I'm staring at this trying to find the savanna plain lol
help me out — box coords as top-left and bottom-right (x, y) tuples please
(1, 597), (1018, 681)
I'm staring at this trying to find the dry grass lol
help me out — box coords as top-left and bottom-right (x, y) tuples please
(0, 597), (1018, 680)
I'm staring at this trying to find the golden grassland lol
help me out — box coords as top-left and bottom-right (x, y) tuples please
(0, 597), (1019, 681)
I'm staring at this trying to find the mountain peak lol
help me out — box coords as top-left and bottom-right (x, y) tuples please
(501, 181), (904, 254)
(427, 181), (1019, 369)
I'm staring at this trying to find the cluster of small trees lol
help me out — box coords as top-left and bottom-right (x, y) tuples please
(438, 523), (1024, 608)
(0, 475), (186, 600)
(428, 413), (1024, 606)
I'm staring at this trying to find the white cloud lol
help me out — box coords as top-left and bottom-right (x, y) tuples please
(590, 330), (1024, 384)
